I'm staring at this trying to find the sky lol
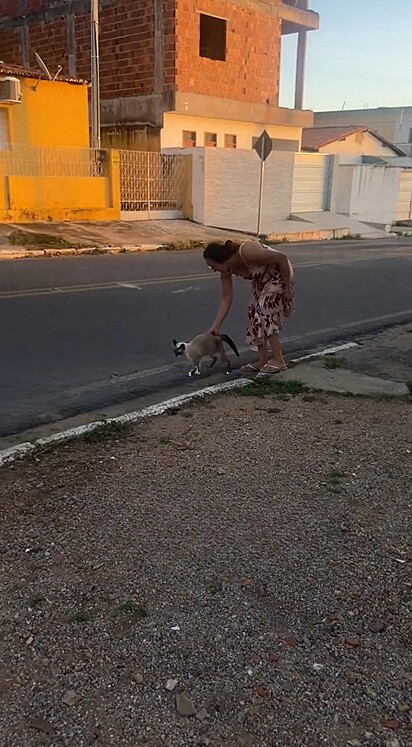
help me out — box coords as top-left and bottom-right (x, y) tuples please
(279, 0), (412, 112)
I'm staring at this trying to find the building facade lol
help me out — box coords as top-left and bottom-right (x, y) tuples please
(301, 125), (404, 164)
(0, 0), (319, 151)
(314, 107), (412, 157)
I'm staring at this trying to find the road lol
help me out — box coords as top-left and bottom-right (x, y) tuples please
(1, 238), (412, 444)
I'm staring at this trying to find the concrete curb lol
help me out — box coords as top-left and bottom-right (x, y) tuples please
(0, 244), (160, 260)
(0, 378), (251, 468)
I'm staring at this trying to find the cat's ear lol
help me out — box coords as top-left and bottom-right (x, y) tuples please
(172, 339), (177, 346)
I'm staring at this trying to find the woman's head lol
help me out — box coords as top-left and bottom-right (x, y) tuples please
(203, 240), (239, 272)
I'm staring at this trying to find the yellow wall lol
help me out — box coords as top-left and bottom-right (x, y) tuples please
(0, 76), (121, 222)
(161, 112), (302, 151)
(0, 149), (121, 223)
(1, 77), (90, 147)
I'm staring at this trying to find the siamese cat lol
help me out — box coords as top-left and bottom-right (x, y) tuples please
(172, 333), (239, 377)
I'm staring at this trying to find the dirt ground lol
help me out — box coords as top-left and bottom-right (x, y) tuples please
(0, 386), (411, 747)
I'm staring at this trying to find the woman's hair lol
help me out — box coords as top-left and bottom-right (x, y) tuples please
(203, 240), (239, 265)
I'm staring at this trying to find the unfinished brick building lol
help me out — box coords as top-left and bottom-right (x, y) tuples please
(0, 0), (319, 151)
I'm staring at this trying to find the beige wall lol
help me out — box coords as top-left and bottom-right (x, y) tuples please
(318, 131), (400, 165)
(200, 147), (295, 233)
(335, 165), (401, 227)
(161, 112), (302, 151)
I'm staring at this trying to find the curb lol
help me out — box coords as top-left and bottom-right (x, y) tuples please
(0, 244), (161, 260)
(0, 378), (251, 468)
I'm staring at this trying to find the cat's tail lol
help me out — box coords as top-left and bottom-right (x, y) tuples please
(219, 334), (240, 357)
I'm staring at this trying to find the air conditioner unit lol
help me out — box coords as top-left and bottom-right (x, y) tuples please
(0, 77), (22, 104)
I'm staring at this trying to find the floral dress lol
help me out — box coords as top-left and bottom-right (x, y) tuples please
(239, 244), (295, 347)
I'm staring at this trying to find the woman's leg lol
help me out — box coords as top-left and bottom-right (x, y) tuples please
(241, 342), (268, 372)
(267, 333), (286, 369)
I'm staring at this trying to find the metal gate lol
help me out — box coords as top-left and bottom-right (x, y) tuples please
(396, 170), (412, 222)
(119, 150), (186, 220)
(291, 153), (332, 213)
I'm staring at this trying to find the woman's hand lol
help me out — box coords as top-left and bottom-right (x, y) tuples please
(208, 326), (220, 336)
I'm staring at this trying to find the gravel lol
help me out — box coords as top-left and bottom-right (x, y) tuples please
(0, 391), (411, 747)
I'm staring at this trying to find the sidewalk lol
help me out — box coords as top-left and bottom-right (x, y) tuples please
(0, 327), (411, 746)
(0, 213), (392, 259)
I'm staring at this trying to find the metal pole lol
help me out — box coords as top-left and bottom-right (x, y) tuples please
(256, 140), (265, 237)
(90, 0), (101, 149)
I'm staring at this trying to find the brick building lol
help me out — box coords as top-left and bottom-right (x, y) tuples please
(0, 0), (319, 151)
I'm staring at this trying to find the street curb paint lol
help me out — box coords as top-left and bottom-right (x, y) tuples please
(0, 378), (251, 468)
(290, 342), (359, 362)
(0, 341), (360, 469)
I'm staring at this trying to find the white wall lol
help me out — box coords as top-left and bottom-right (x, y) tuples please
(318, 131), (400, 165)
(201, 148), (295, 234)
(336, 165), (401, 227)
(161, 112), (302, 151)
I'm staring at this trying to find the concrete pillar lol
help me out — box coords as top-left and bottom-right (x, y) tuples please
(294, 30), (307, 111)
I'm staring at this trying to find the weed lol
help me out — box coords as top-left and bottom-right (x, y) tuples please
(7, 229), (93, 249)
(324, 356), (346, 370)
(82, 420), (132, 443)
(159, 435), (172, 445)
(334, 233), (362, 241)
(158, 239), (205, 251)
(326, 469), (347, 494)
(233, 379), (307, 398)
(118, 600), (148, 618)
(29, 593), (45, 608)
(70, 610), (90, 624)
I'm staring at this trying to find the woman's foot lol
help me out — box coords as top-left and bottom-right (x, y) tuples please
(259, 363), (287, 375)
(241, 362), (262, 373)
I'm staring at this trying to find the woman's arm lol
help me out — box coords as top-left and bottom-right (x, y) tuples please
(241, 241), (293, 299)
(208, 271), (233, 335)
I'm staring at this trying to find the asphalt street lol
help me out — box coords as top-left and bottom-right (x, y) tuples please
(1, 238), (412, 443)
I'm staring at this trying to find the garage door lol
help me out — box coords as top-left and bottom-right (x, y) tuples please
(396, 170), (412, 221)
(291, 153), (332, 213)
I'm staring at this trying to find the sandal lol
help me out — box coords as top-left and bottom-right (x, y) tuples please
(241, 363), (261, 373)
(259, 364), (287, 375)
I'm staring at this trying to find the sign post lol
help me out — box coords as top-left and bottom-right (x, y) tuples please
(253, 130), (273, 237)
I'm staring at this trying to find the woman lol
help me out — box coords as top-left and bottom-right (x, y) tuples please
(203, 239), (294, 374)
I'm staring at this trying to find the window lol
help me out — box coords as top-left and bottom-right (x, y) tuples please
(199, 14), (226, 61)
(224, 134), (237, 149)
(182, 130), (196, 147)
(204, 132), (217, 147)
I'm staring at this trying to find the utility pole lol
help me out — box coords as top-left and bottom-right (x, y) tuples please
(90, 0), (101, 149)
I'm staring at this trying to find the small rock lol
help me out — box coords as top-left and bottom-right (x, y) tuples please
(381, 719), (401, 730)
(255, 685), (270, 698)
(217, 467), (225, 475)
(165, 678), (178, 692)
(386, 740), (401, 747)
(266, 406), (282, 414)
(267, 652), (279, 663)
(62, 690), (80, 707)
(345, 637), (360, 648)
(283, 636), (298, 648)
(369, 620), (386, 633)
(132, 672), (144, 684)
(312, 663), (324, 672)
(27, 717), (54, 735)
(175, 691), (196, 717)
(196, 707), (208, 721)
(398, 703), (410, 713)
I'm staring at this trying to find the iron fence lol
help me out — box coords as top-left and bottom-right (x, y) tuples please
(119, 150), (186, 213)
(0, 144), (108, 178)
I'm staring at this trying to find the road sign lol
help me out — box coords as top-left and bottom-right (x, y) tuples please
(253, 130), (273, 235)
(253, 130), (273, 162)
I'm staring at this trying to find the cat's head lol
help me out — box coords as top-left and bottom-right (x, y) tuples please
(172, 339), (186, 357)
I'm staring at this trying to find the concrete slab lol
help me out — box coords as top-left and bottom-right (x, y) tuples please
(292, 212), (390, 239)
(279, 362), (410, 397)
